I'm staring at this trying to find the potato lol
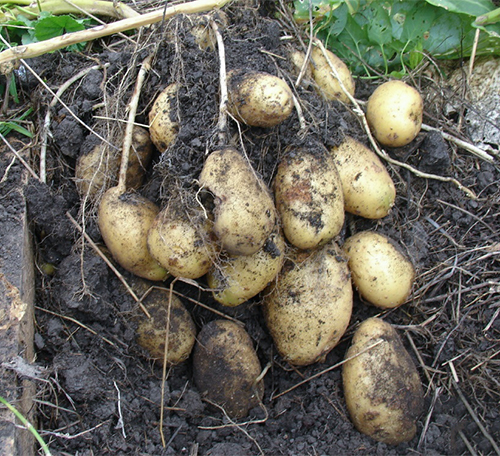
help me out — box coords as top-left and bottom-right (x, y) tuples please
(311, 47), (355, 103)
(288, 49), (314, 87)
(342, 317), (424, 444)
(207, 228), (285, 307)
(366, 80), (423, 148)
(274, 148), (344, 250)
(343, 231), (415, 309)
(97, 186), (169, 281)
(193, 320), (264, 419)
(135, 288), (196, 365)
(330, 136), (396, 219)
(189, 11), (229, 51)
(147, 201), (217, 279)
(148, 83), (179, 151)
(227, 69), (293, 127)
(199, 146), (277, 256)
(126, 126), (154, 190)
(263, 241), (353, 366)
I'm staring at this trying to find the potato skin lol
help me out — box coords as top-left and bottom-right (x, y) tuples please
(193, 320), (264, 419)
(207, 229), (285, 307)
(148, 83), (179, 151)
(274, 148), (344, 250)
(199, 147), (277, 256)
(330, 136), (396, 219)
(126, 126), (154, 190)
(97, 186), (169, 281)
(343, 231), (415, 309)
(263, 241), (353, 366)
(366, 80), (423, 148)
(227, 69), (293, 127)
(342, 317), (424, 444)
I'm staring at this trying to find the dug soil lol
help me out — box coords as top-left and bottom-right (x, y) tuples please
(1, 1), (499, 455)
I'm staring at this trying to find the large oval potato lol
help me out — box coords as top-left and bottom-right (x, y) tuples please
(366, 80), (423, 148)
(193, 320), (264, 419)
(207, 228), (285, 307)
(330, 136), (396, 219)
(274, 148), (344, 250)
(263, 241), (353, 366)
(342, 317), (424, 444)
(97, 186), (169, 281)
(148, 83), (179, 151)
(199, 146), (277, 256)
(343, 231), (415, 308)
(227, 69), (293, 127)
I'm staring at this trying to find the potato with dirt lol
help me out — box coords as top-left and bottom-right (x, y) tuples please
(199, 146), (277, 256)
(263, 241), (353, 366)
(330, 136), (396, 219)
(148, 83), (179, 151)
(342, 317), (424, 444)
(193, 320), (264, 419)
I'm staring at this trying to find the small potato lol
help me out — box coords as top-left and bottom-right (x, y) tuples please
(274, 148), (344, 250)
(343, 231), (415, 308)
(97, 186), (169, 281)
(189, 11), (229, 51)
(193, 320), (264, 419)
(311, 47), (355, 103)
(366, 80), (423, 148)
(149, 83), (179, 151)
(342, 317), (424, 444)
(263, 241), (353, 366)
(227, 69), (293, 127)
(199, 146), (277, 256)
(126, 126), (154, 190)
(330, 136), (396, 219)
(207, 229), (285, 307)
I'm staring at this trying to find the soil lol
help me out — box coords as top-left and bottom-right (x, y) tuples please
(1, 1), (499, 455)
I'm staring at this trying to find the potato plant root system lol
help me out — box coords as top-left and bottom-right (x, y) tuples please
(2, 1), (499, 455)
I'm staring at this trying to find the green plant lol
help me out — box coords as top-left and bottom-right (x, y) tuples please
(0, 107), (33, 137)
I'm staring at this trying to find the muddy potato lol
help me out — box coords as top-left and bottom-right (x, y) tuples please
(263, 241), (353, 366)
(311, 47), (355, 103)
(148, 83), (179, 151)
(330, 136), (396, 219)
(126, 126), (154, 190)
(189, 11), (229, 51)
(199, 146), (277, 256)
(227, 69), (293, 127)
(207, 229), (285, 307)
(343, 317), (424, 444)
(193, 320), (264, 419)
(366, 80), (423, 148)
(97, 186), (169, 281)
(289, 48), (314, 87)
(274, 148), (344, 250)
(343, 231), (415, 308)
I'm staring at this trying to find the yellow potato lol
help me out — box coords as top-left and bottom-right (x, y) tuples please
(288, 48), (314, 87)
(366, 80), (423, 148)
(126, 126), (154, 190)
(193, 320), (264, 419)
(330, 136), (396, 219)
(343, 231), (415, 308)
(199, 146), (277, 256)
(263, 241), (353, 366)
(148, 83), (179, 151)
(342, 317), (424, 444)
(274, 148), (344, 250)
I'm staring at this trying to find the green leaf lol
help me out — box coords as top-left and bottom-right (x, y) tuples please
(34, 14), (85, 41)
(426, 0), (495, 17)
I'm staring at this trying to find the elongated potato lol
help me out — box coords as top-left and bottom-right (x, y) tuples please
(207, 229), (285, 307)
(97, 186), (169, 281)
(330, 136), (396, 219)
(263, 241), (353, 366)
(193, 320), (264, 419)
(199, 146), (277, 256)
(149, 83), (179, 151)
(343, 318), (424, 444)
(274, 148), (344, 250)
(343, 231), (415, 308)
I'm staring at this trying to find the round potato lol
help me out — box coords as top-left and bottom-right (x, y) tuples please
(343, 231), (415, 308)
(199, 146), (277, 256)
(207, 228), (285, 307)
(97, 186), (169, 281)
(342, 317), (424, 444)
(227, 69), (293, 127)
(263, 241), (353, 366)
(193, 320), (264, 419)
(311, 47), (355, 103)
(148, 83), (179, 151)
(274, 147), (344, 250)
(366, 80), (423, 148)
(330, 136), (396, 219)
